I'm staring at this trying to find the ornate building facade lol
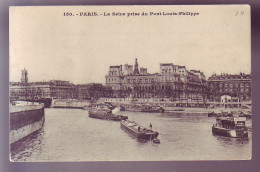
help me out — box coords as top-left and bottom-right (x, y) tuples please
(208, 73), (251, 101)
(76, 83), (113, 100)
(11, 67), (251, 103)
(105, 59), (207, 101)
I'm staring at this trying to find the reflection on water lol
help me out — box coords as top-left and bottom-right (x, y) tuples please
(10, 108), (252, 161)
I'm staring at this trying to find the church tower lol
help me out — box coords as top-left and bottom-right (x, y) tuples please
(133, 58), (139, 75)
(21, 68), (28, 83)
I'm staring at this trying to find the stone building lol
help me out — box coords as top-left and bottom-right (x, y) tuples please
(76, 83), (113, 100)
(10, 82), (51, 100)
(208, 73), (251, 101)
(105, 59), (207, 101)
(10, 69), (112, 101)
(48, 80), (77, 99)
(10, 80), (77, 100)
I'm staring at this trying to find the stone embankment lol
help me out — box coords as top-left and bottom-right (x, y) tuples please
(10, 103), (45, 144)
(51, 99), (91, 109)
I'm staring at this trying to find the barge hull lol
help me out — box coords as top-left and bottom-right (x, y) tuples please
(89, 113), (127, 121)
(89, 114), (120, 121)
(212, 127), (248, 138)
(120, 122), (159, 140)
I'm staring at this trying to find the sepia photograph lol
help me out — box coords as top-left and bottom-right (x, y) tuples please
(9, 5), (251, 161)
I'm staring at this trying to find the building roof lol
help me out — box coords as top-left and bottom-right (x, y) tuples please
(208, 73), (251, 81)
(190, 70), (200, 73)
(110, 65), (121, 68)
(160, 63), (173, 66)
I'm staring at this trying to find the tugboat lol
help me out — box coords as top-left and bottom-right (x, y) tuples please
(120, 120), (160, 142)
(89, 106), (128, 121)
(212, 116), (248, 138)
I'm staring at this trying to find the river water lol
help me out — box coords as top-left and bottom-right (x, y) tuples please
(10, 108), (252, 161)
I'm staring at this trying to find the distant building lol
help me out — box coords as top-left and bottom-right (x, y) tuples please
(221, 94), (232, 104)
(105, 59), (207, 101)
(208, 73), (251, 101)
(21, 68), (28, 83)
(12, 66), (251, 103)
(123, 64), (133, 75)
(10, 80), (77, 100)
(10, 69), (112, 101)
(133, 58), (139, 75)
(76, 83), (112, 100)
(140, 67), (148, 75)
(190, 70), (206, 81)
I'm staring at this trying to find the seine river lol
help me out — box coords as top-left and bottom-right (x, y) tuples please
(11, 108), (252, 161)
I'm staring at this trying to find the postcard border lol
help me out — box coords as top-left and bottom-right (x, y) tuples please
(1, 0), (260, 171)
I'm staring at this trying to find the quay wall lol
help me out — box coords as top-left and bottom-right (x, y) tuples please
(99, 98), (209, 108)
(99, 98), (251, 108)
(10, 104), (45, 144)
(98, 98), (251, 114)
(51, 99), (91, 108)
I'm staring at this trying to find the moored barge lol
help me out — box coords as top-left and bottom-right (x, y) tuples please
(120, 104), (164, 113)
(120, 120), (159, 140)
(141, 105), (165, 113)
(89, 108), (128, 121)
(212, 116), (248, 138)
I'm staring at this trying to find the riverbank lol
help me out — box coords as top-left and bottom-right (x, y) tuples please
(50, 99), (251, 115)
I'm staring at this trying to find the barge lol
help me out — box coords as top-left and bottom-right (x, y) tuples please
(208, 109), (228, 117)
(120, 104), (164, 113)
(89, 107), (128, 121)
(141, 105), (165, 113)
(120, 120), (159, 141)
(212, 116), (248, 138)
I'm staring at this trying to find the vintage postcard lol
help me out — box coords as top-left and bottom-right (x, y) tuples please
(9, 5), (251, 161)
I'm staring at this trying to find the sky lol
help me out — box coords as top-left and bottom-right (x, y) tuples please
(10, 5), (251, 84)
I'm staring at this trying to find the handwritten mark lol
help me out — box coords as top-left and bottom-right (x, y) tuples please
(235, 11), (245, 16)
